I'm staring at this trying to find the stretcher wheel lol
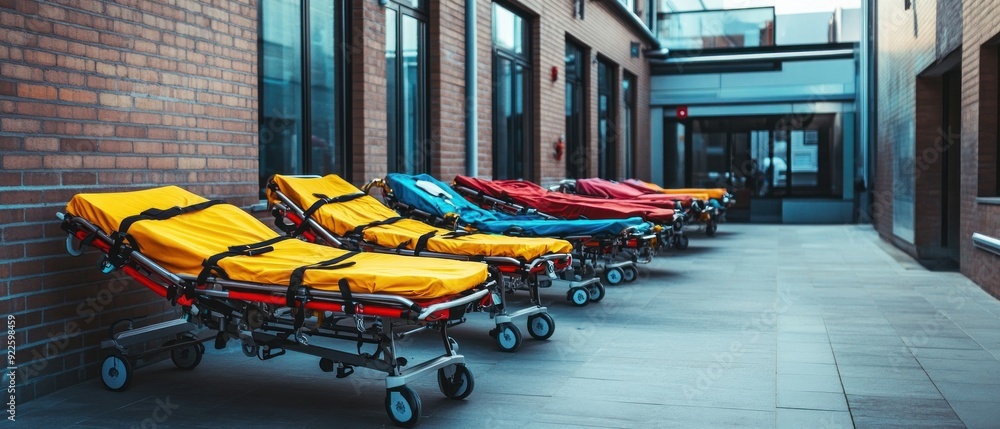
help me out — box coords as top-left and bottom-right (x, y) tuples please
(437, 364), (475, 400)
(385, 386), (421, 428)
(527, 313), (555, 340)
(492, 322), (522, 352)
(101, 353), (132, 392)
(242, 342), (259, 357)
(587, 283), (606, 303)
(706, 221), (717, 236)
(170, 340), (203, 370)
(602, 267), (624, 285)
(622, 265), (638, 283)
(568, 287), (589, 307)
(673, 234), (689, 250)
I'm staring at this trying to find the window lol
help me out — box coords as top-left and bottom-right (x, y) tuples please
(597, 58), (617, 179)
(565, 40), (587, 178)
(492, 3), (532, 180)
(618, 0), (635, 13)
(622, 72), (637, 179)
(386, 0), (429, 174)
(259, 0), (345, 197)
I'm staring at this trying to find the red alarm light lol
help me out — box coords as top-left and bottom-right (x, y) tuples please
(676, 106), (688, 119)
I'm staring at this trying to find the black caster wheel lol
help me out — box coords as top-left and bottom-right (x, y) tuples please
(673, 234), (689, 250)
(385, 386), (421, 427)
(101, 353), (132, 392)
(568, 287), (589, 307)
(587, 282), (606, 302)
(527, 313), (555, 340)
(706, 221), (717, 236)
(492, 322), (522, 352)
(622, 265), (638, 283)
(437, 364), (475, 400)
(602, 267), (624, 285)
(170, 340), (203, 370)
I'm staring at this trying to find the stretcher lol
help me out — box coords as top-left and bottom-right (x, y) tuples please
(375, 174), (661, 286)
(59, 185), (496, 427)
(624, 179), (735, 224)
(452, 175), (690, 251)
(266, 174), (603, 351)
(569, 178), (722, 236)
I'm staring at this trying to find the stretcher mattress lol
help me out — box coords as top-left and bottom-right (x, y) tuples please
(67, 186), (488, 300)
(574, 178), (699, 207)
(267, 174), (573, 260)
(623, 179), (729, 200)
(454, 176), (678, 224)
(385, 174), (649, 237)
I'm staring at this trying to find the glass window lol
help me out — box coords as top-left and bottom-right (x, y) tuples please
(386, 1), (428, 174)
(597, 59), (617, 179)
(657, 7), (775, 50)
(565, 41), (587, 178)
(259, 0), (344, 197)
(493, 3), (525, 55)
(492, 3), (532, 180)
(622, 73), (636, 179)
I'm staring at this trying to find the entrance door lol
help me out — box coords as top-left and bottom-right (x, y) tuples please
(941, 71), (961, 266)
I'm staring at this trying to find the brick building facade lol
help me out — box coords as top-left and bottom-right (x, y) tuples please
(1, 0), (654, 402)
(873, 0), (1000, 296)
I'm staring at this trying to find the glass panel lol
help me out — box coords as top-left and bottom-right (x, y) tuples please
(260, 0), (304, 194)
(565, 42), (586, 178)
(657, 7), (775, 50)
(622, 75), (634, 179)
(309, 0), (340, 176)
(393, 0), (422, 9)
(494, 57), (512, 178)
(788, 130), (819, 187)
(386, 9), (398, 170)
(690, 129), (726, 188)
(511, 62), (526, 177)
(597, 60), (615, 179)
(493, 3), (524, 55)
(400, 14), (424, 173)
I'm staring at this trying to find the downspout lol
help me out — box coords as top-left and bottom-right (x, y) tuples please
(465, 0), (478, 176)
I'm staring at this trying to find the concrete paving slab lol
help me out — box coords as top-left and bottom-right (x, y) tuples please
(13, 225), (1000, 428)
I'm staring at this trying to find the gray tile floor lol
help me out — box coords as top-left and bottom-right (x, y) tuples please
(16, 225), (1000, 428)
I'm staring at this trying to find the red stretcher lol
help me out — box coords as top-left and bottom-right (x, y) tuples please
(569, 178), (722, 236)
(452, 175), (690, 249)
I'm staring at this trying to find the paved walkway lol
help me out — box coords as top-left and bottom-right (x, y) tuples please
(17, 225), (1000, 428)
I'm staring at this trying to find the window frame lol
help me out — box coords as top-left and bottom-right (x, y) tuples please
(257, 0), (349, 197)
(385, 0), (430, 174)
(565, 39), (589, 178)
(597, 57), (618, 180)
(622, 71), (637, 180)
(491, 2), (534, 180)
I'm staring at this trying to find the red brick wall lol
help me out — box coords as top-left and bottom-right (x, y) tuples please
(0, 0), (258, 401)
(961, 0), (1000, 297)
(349, 0), (387, 183)
(876, 0), (1000, 297)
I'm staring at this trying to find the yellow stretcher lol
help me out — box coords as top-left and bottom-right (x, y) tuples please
(267, 174), (605, 352)
(60, 185), (494, 427)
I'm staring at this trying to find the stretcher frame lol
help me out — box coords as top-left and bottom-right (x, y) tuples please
(59, 211), (493, 427)
(268, 180), (602, 351)
(556, 179), (722, 237)
(370, 179), (657, 287)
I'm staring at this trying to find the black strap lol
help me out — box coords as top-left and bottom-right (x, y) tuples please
(292, 192), (367, 236)
(351, 216), (403, 236)
(196, 236), (293, 285)
(338, 278), (354, 315)
(286, 252), (359, 308)
(413, 231), (437, 256)
(119, 200), (223, 234)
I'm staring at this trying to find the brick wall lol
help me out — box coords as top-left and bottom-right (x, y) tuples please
(961, 0), (1000, 297)
(473, 0), (653, 185)
(349, 0), (387, 183)
(876, 0), (1000, 297)
(0, 0), (258, 401)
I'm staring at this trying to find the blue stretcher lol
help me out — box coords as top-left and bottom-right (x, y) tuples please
(369, 174), (660, 286)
